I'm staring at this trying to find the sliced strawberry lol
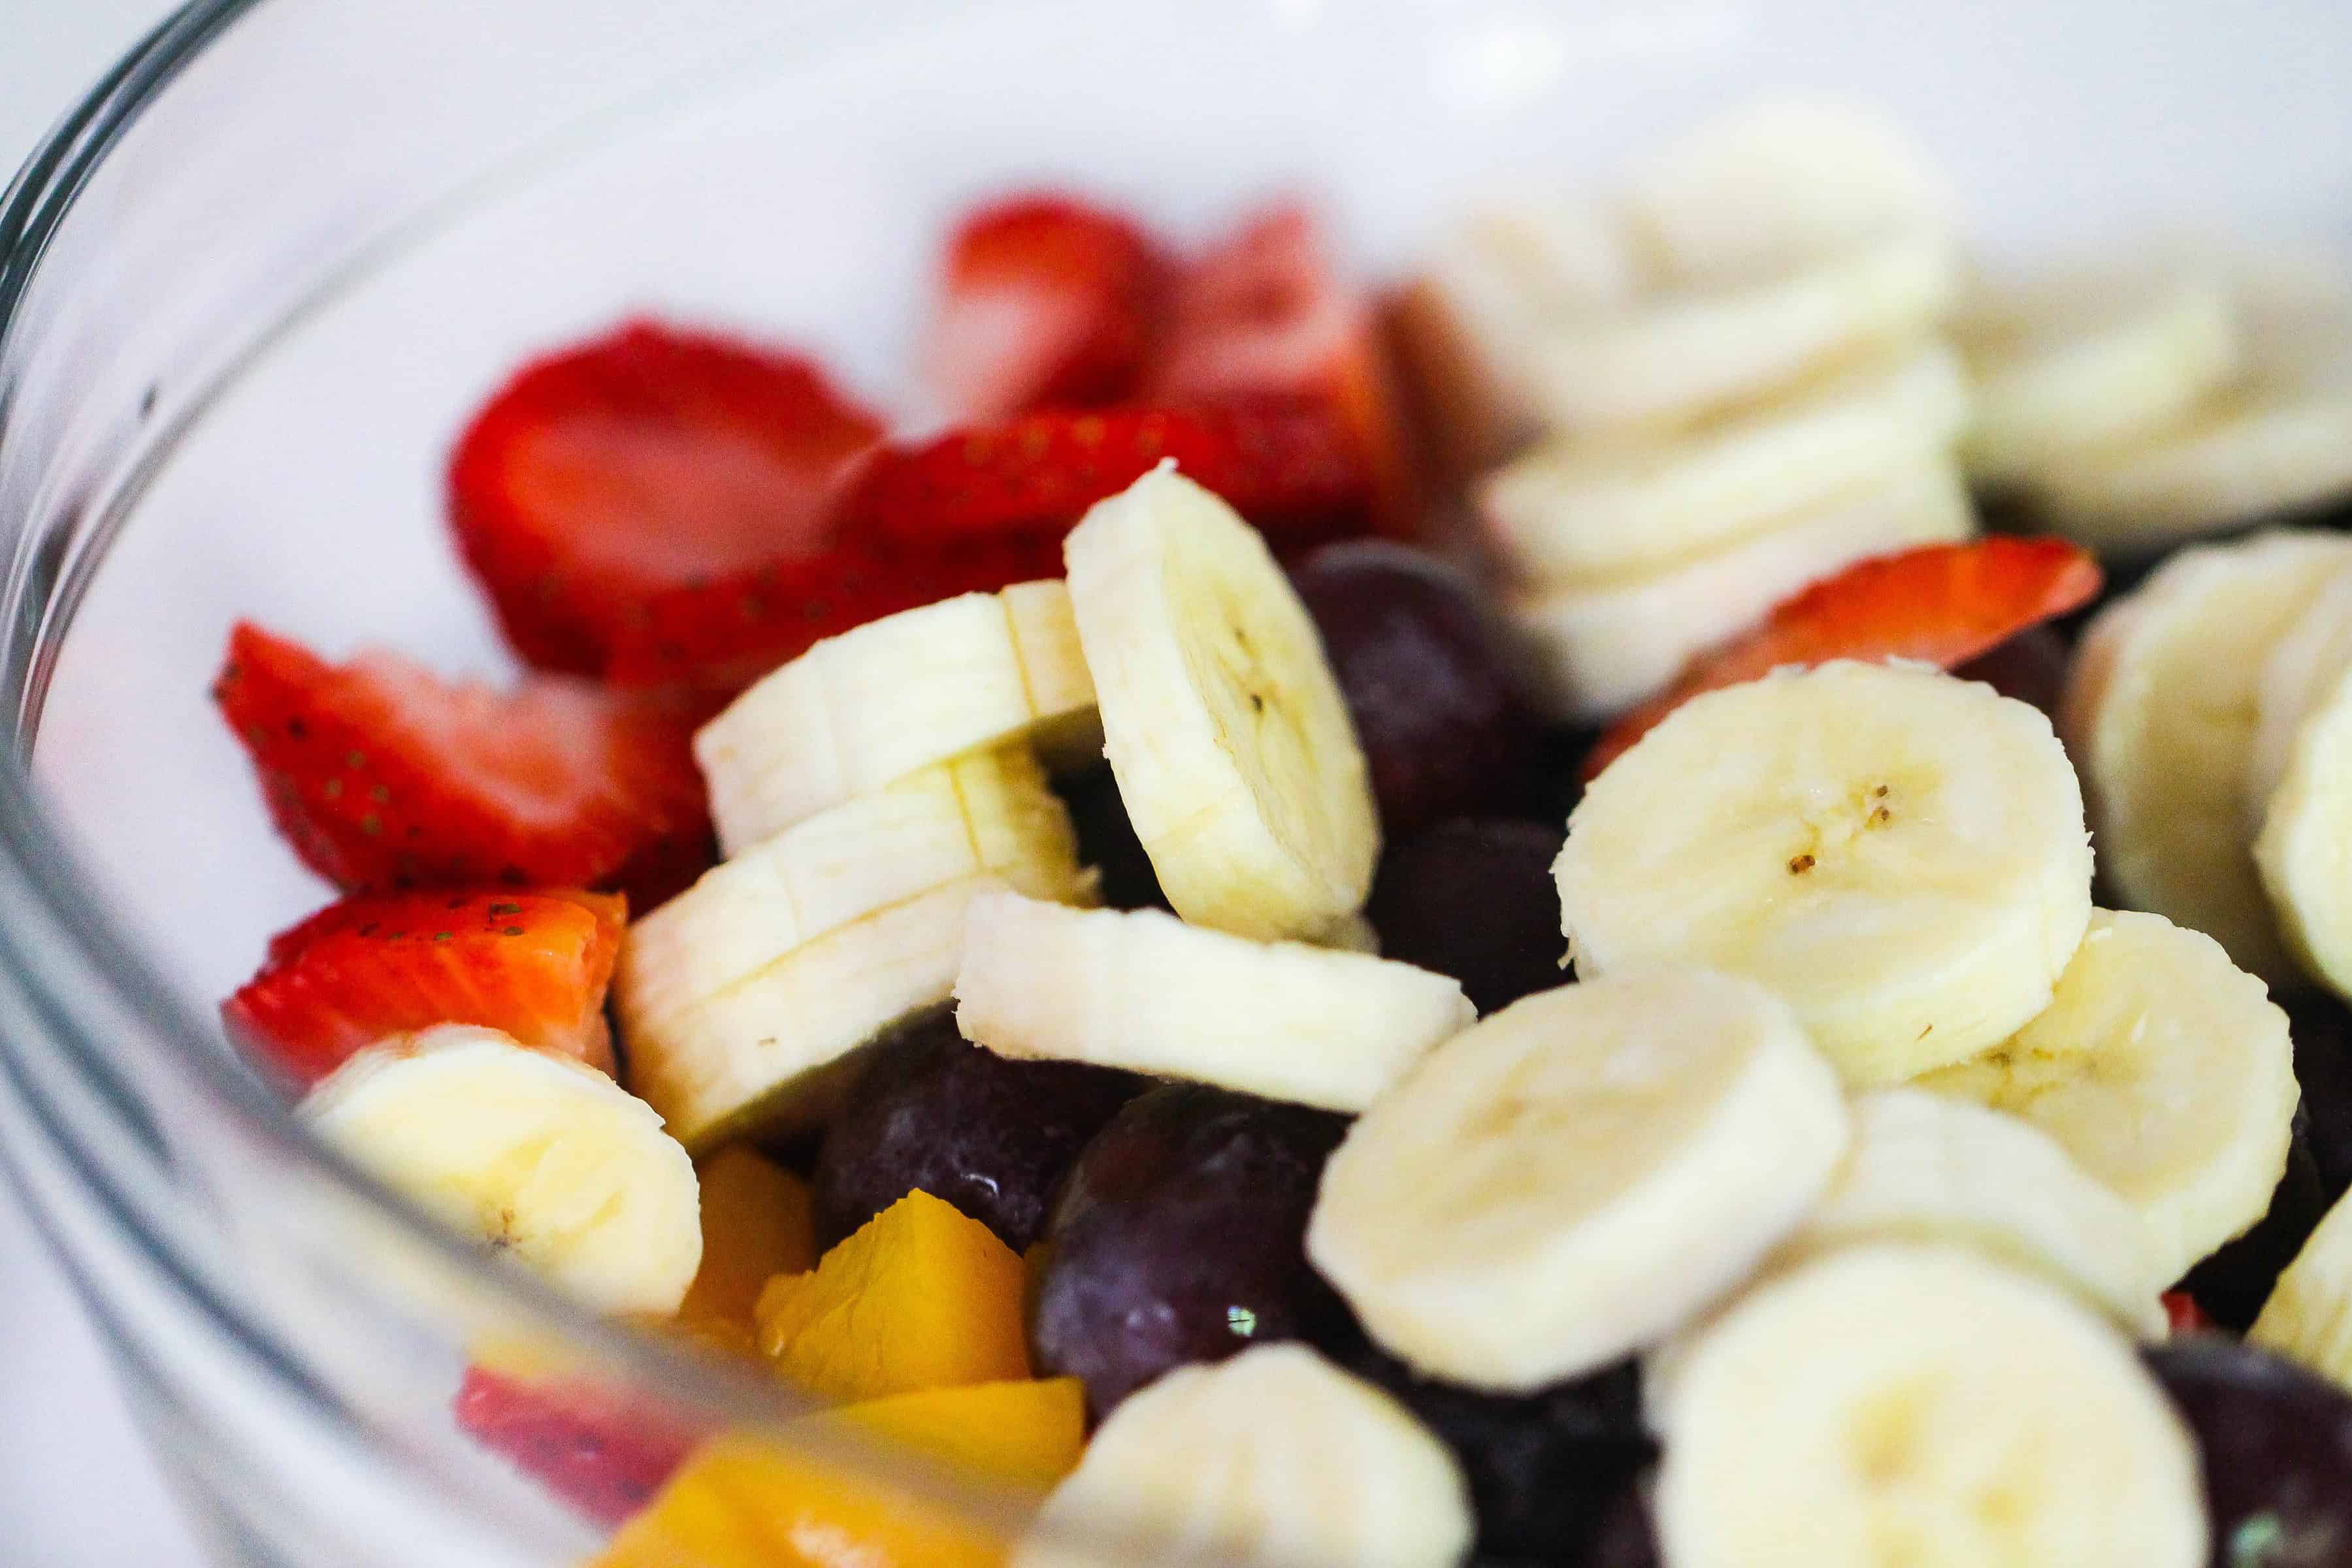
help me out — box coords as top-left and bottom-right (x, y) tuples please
(454, 1367), (704, 1528)
(214, 623), (713, 902)
(222, 889), (625, 1088)
(1584, 538), (2104, 781)
(927, 193), (1168, 419)
(2163, 1291), (2217, 1337)
(1143, 202), (1425, 538)
(448, 321), (883, 673)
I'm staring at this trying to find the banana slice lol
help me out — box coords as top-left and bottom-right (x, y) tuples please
(1556, 661), (2092, 1085)
(1914, 909), (2296, 1284)
(1509, 455), (1974, 722)
(1064, 466), (1379, 941)
(1306, 970), (1847, 1390)
(2059, 530), (2351, 987)
(616, 745), (1086, 1037)
(1523, 229), (1961, 433)
(2248, 560), (2352, 824)
(301, 1024), (701, 1316)
(1780, 1088), (2168, 1336)
(1479, 342), (1970, 588)
(953, 892), (1470, 1113)
(1654, 1244), (2207, 1568)
(695, 580), (1096, 855)
(1955, 270), (2239, 488)
(2251, 1185), (2352, 1384)
(1012, 1343), (1472, 1568)
(2257, 674), (2352, 999)
(628, 873), (1047, 1152)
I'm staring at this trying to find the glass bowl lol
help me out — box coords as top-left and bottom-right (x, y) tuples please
(3, 0), (2350, 1561)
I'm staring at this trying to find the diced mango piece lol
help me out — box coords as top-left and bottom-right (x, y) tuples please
(757, 1190), (1030, 1401)
(596, 1378), (1088, 1568)
(680, 1145), (817, 1341)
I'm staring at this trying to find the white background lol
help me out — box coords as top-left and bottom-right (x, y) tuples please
(2, 9), (203, 1565)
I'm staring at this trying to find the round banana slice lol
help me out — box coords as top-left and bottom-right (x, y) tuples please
(953, 893), (1470, 1113)
(1013, 1344), (1472, 1568)
(1509, 455), (1974, 723)
(2249, 560), (2352, 825)
(1307, 970), (1847, 1390)
(2060, 530), (2351, 987)
(1655, 1244), (2207, 1568)
(2257, 670), (2352, 998)
(302, 1025), (702, 1316)
(1955, 270), (2239, 489)
(2251, 1185), (2352, 1383)
(1556, 661), (2093, 1084)
(1479, 342), (1970, 587)
(1780, 1089), (2168, 1336)
(617, 745), (1086, 1037)
(1914, 909), (2296, 1284)
(694, 579), (1096, 855)
(1064, 466), (1379, 941)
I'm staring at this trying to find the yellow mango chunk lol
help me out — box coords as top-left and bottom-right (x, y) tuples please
(680, 1146), (817, 1343)
(596, 1378), (1086, 1568)
(757, 1190), (1030, 1401)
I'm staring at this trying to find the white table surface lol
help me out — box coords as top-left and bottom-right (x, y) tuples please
(2, 7), (208, 1563)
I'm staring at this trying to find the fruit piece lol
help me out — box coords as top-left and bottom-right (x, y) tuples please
(222, 888), (623, 1087)
(694, 580), (1097, 854)
(2248, 559), (2352, 827)
(2145, 1337), (2352, 1567)
(2161, 1292), (2216, 1337)
(1289, 540), (1545, 834)
(811, 1009), (1139, 1252)
(1560, 662), (2094, 1085)
(1655, 1244), (2206, 1568)
(1013, 1344), (1473, 1568)
(1520, 455), (1978, 728)
(1480, 342), (1971, 589)
(1030, 1084), (1348, 1420)
(1309, 970), (1844, 1391)
(448, 321), (883, 673)
(1364, 817), (1567, 1015)
(1778, 1088), (2167, 1335)
(455, 1366), (703, 1528)
(598, 1378), (1086, 1568)
(2062, 531), (2352, 986)
(615, 745), (1086, 1035)
(213, 623), (711, 904)
(1053, 765), (1167, 911)
(1142, 202), (1423, 538)
(1326, 1328), (1652, 1562)
(1588, 533), (2100, 778)
(2180, 1136), (2330, 1333)
(2256, 647), (2352, 999)
(301, 1024), (702, 1315)
(755, 1189), (1029, 1403)
(1916, 909), (2297, 1284)
(1955, 269), (2240, 489)
(678, 1146), (816, 1343)
(954, 892), (1471, 1113)
(1062, 465), (1379, 939)
(855, 402), (1371, 551)
(626, 872), (1056, 1153)
(1950, 624), (2070, 717)
(926, 193), (1166, 417)
(2249, 1182), (2352, 1387)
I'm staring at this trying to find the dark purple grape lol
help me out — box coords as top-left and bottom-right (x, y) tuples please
(1054, 766), (1168, 912)
(1290, 540), (1545, 834)
(812, 1011), (1141, 1252)
(2147, 1337), (2352, 1567)
(1323, 1324), (1653, 1561)
(1367, 817), (1568, 1015)
(1030, 1084), (1348, 1421)
(1953, 625), (2070, 717)
(2286, 992), (2352, 1205)
(2181, 1135), (2328, 1332)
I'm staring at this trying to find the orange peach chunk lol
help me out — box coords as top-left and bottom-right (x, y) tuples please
(679, 1145), (817, 1348)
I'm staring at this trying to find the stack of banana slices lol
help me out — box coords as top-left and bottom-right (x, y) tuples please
(1961, 241), (2352, 556)
(1405, 97), (1979, 722)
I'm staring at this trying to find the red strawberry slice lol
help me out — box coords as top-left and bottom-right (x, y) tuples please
(222, 889), (625, 1088)
(1143, 202), (1425, 539)
(2162, 1291), (2217, 1337)
(927, 193), (1168, 419)
(1584, 538), (2103, 781)
(449, 321), (883, 673)
(454, 1367), (704, 1529)
(214, 623), (713, 904)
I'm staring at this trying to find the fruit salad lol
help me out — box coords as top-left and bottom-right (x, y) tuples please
(203, 95), (2352, 1567)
